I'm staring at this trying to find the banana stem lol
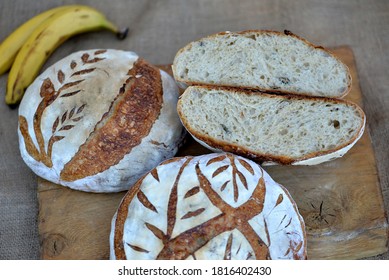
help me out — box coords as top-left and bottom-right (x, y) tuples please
(116, 27), (129, 40)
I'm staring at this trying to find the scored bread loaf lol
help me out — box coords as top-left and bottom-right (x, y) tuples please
(18, 49), (185, 192)
(177, 86), (365, 165)
(172, 30), (351, 98)
(110, 153), (307, 260)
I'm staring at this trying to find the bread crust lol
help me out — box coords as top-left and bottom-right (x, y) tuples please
(111, 153), (307, 260)
(177, 86), (365, 165)
(172, 30), (352, 98)
(18, 49), (185, 192)
(60, 58), (163, 181)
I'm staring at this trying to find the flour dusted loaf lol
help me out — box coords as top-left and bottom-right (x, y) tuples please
(177, 86), (365, 165)
(18, 49), (185, 192)
(172, 30), (351, 98)
(110, 153), (307, 260)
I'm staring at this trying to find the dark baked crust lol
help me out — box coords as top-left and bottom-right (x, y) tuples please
(60, 58), (163, 181)
(113, 171), (149, 260)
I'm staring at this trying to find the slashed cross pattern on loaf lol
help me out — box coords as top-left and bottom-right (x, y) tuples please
(18, 50), (105, 168)
(112, 153), (306, 260)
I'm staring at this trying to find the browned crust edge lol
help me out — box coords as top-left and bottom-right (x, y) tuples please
(113, 156), (192, 260)
(114, 155), (272, 260)
(113, 171), (148, 260)
(172, 29), (352, 98)
(277, 183), (308, 260)
(60, 58), (163, 182)
(113, 154), (307, 260)
(177, 86), (366, 165)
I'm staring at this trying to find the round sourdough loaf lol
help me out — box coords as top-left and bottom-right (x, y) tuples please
(18, 49), (185, 192)
(110, 153), (307, 260)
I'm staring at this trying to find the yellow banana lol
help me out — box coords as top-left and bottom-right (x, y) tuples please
(0, 5), (85, 75)
(6, 6), (127, 105)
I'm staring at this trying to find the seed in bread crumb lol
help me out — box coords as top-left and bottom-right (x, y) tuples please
(221, 124), (230, 133)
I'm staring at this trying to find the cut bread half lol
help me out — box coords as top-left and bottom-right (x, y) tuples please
(173, 30), (351, 98)
(177, 86), (365, 165)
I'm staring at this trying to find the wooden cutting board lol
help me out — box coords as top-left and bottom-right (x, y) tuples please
(37, 46), (389, 260)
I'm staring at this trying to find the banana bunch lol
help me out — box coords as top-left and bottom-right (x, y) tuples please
(0, 5), (127, 105)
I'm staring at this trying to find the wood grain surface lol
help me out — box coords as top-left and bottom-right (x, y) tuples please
(37, 47), (388, 260)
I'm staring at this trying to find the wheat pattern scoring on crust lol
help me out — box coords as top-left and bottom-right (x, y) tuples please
(19, 51), (106, 167)
(115, 155), (305, 259)
(208, 153), (254, 202)
(122, 157), (268, 259)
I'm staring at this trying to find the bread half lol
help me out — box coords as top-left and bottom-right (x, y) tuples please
(173, 30), (351, 98)
(177, 86), (365, 165)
